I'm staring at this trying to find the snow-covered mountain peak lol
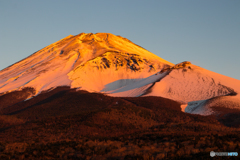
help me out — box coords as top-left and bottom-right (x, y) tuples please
(0, 32), (173, 96)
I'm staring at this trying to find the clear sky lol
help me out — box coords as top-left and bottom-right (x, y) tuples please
(1, 0), (240, 80)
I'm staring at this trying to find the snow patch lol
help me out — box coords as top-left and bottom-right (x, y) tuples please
(185, 99), (213, 115)
(185, 94), (240, 116)
(106, 71), (169, 97)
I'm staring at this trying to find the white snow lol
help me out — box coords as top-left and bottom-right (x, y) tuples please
(185, 95), (240, 115)
(185, 99), (213, 115)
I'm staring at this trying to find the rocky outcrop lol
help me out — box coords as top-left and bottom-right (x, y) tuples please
(160, 61), (192, 73)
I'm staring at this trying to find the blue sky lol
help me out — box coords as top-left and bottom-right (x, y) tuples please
(1, 0), (240, 79)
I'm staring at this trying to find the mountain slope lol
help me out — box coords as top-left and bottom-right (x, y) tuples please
(106, 61), (240, 100)
(105, 61), (240, 118)
(147, 62), (240, 103)
(0, 33), (173, 96)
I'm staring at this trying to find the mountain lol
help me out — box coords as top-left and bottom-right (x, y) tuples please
(1, 33), (240, 159)
(1, 33), (240, 120)
(0, 33), (172, 97)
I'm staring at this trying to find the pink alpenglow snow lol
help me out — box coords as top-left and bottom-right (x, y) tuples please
(1, 33), (240, 117)
(0, 33), (172, 96)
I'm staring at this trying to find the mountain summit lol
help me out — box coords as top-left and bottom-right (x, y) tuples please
(0, 33), (173, 96)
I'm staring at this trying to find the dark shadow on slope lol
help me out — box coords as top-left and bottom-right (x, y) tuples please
(2, 87), (124, 121)
(217, 111), (240, 128)
(0, 87), (35, 112)
(7, 87), (74, 116)
(1, 86), (72, 115)
(123, 96), (182, 112)
(211, 100), (240, 128)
